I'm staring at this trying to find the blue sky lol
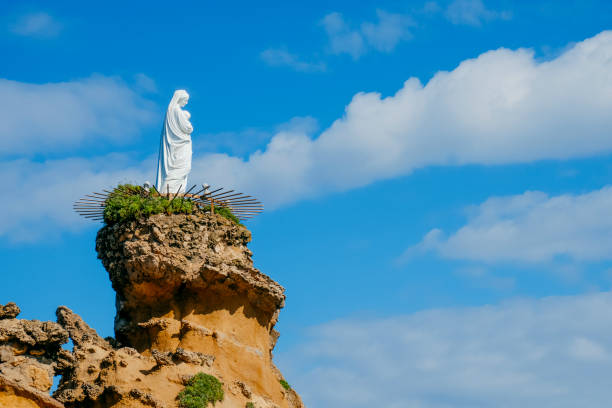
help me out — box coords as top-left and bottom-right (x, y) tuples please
(2, 1), (612, 406)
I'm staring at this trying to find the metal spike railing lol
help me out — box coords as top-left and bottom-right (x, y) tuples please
(73, 184), (263, 223)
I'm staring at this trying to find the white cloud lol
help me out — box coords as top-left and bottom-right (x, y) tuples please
(361, 10), (413, 53)
(445, 0), (511, 26)
(408, 186), (612, 263)
(321, 12), (365, 59)
(455, 266), (515, 290)
(0, 155), (152, 241)
(9, 12), (62, 38)
(0, 75), (156, 156)
(194, 31), (612, 209)
(279, 291), (612, 408)
(260, 48), (326, 72)
(321, 10), (413, 59)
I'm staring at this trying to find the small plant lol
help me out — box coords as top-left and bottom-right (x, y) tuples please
(214, 206), (243, 226)
(178, 372), (224, 408)
(245, 403), (255, 408)
(279, 379), (291, 391)
(104, 184), (194, 224)
(102, 184), (243, 226)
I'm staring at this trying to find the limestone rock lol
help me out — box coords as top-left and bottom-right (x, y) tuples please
(0, 302), (20, 319)
(56, 306), (111, 350)
(0, 316), (68, 350)
(0, 374), (64, 408)
(1, 212), (304, 408)
(0, 312), (69, 393)
(94, 212), (303, 407)
(96, 213), (285, 318)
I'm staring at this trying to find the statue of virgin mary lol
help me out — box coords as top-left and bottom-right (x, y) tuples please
(156, 90), (193, 194)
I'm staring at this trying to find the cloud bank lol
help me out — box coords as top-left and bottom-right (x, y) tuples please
(408, 186), (612, 263)
(199, 31), (612, 208)
(0, 75), (156, 155)
(280, 291), (612, 408)
(0, 156), (152, 241)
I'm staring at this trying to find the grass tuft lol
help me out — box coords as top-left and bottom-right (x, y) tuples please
(102, 184), (243, 226)
(178, 373), (224, 408)
(279, 379), (291, 391)
(213, 206), (242, 226)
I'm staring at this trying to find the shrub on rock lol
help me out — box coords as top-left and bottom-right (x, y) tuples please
(178, 373), (224, 408)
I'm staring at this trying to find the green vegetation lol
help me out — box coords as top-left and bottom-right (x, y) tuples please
(103, 184), (193, 224)
(279, 379), (291, 391)
(245, 403), (255, 408)
(178, 373), (224, 408)
(102, 184), (242, 226)
(213, 205), (242, 226)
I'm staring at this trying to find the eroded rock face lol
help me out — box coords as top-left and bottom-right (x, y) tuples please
(94, 212), (302, 407)
(96, 213), (285, 338)
(0, 302), (21, 320)
(0, 304), (70, 393)
(0, 213), (304, 407)
(53, 307), (165, 407)
(0, 375), (64, 408)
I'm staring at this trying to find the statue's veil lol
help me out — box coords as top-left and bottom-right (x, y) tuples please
(166, 90), (191, 138)
(156, 90), (193, 193)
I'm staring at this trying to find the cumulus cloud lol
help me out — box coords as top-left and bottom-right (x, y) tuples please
(0, 155), (153, 241)
(321, 10), (413, 59)
(194, 31), (612, 209)
(445, 0), (511, 26)
(9, 12), (62, 38)
(0, 75), (156, 156)
(260, 48), (326, 72)
(279, 291), (612, 408)
(407, 186), (612, 263)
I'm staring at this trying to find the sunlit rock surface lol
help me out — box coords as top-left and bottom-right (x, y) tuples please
(0, 213), (303, 407)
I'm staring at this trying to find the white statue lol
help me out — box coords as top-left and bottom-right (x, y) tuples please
(156, 90), (193, 194)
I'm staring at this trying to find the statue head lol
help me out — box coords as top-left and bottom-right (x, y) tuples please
(172, 89), (189, 108)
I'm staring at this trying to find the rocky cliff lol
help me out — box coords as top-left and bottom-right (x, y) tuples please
(0, 213), (304, 408)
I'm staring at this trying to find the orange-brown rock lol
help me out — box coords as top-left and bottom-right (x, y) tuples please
(0, 375), (64, 408)
(0, 306), (70, 393)
(0, 303), (70, 407)
(93, 212), (304, 407)
(0, 213), (304, 407)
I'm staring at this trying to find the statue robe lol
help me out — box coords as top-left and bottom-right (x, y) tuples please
(156, 90), (193, 194)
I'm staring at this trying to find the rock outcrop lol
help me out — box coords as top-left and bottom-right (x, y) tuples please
(0, 303), (70, 393)
(1, 212), (304, 407)
(0, 375), (64, 408)
(0, 303), (69, 407)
